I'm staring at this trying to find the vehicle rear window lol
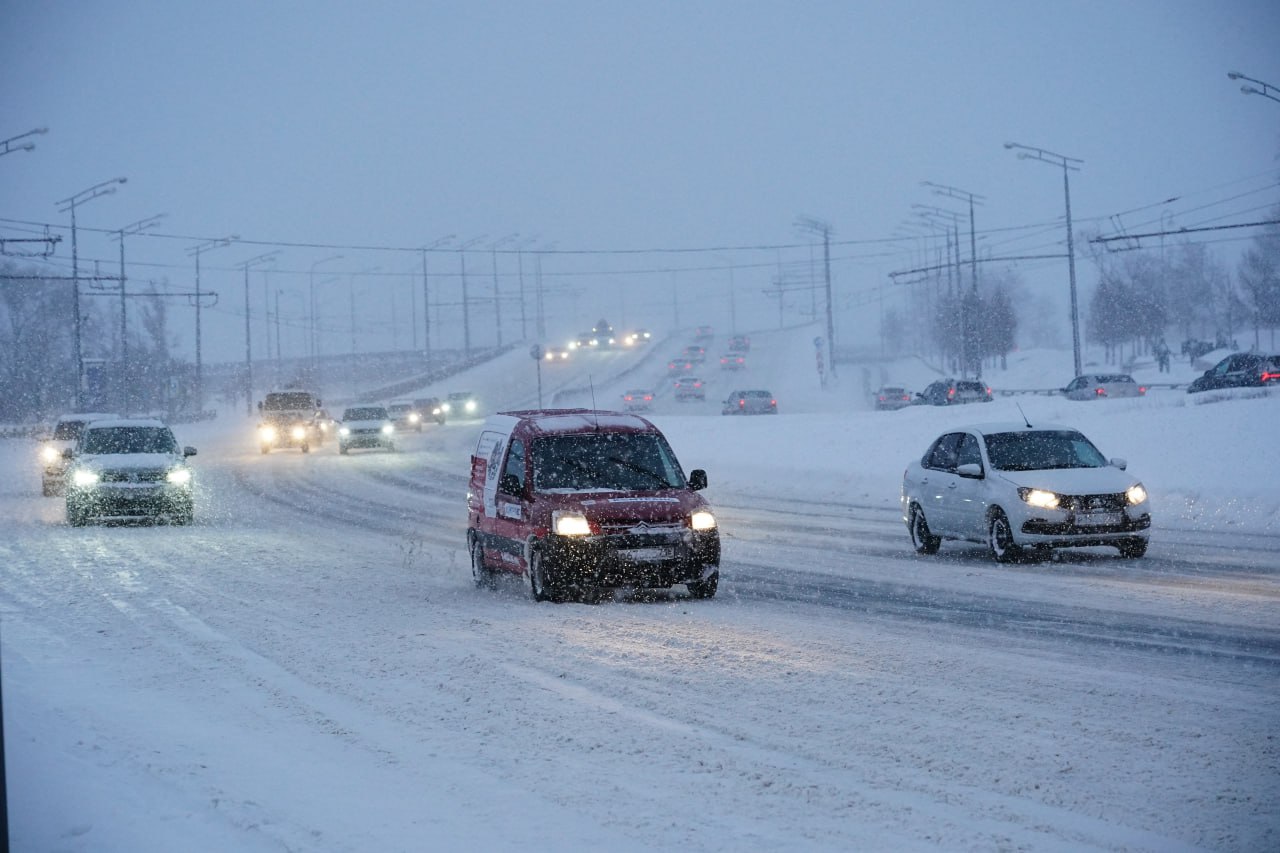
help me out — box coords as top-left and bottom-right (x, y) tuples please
(983, 430), (1107, 472)
(531, 432), (685, 492)
(81, 427), (177, 455)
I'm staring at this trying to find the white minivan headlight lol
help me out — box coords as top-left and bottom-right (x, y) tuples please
(381, 424), (395, 435)
(167, 467), (192, 486)
(72, 469), (99, 487)
(690, 510), (717, 531)
(40, 445), (60, 464)
(1126, 483), (1148, 505)
(553, 511), (592, 536)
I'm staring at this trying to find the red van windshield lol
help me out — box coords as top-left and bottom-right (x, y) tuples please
(531, 432), (684, 492)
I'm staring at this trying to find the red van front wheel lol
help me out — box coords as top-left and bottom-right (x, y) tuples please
(529, 548), (567, 603)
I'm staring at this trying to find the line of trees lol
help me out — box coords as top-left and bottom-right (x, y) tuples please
(1084, 204), (1280, 361)
(0, 261), (186, 423)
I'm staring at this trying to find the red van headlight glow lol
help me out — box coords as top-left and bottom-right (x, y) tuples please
(553, 511), (592, 536)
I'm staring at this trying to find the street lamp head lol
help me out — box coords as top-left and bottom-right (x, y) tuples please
(1241, 85), (1259, 95)
(1003, 142), (1016, 149)
(1228, 71), (1243, 80)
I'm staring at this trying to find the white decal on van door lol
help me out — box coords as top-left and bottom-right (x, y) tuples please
(476, 429), (511, 519)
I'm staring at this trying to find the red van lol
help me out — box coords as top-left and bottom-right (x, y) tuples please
(466, 409), (720, 602)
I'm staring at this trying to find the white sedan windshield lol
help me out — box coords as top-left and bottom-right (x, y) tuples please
(983, 430), (1107, 472)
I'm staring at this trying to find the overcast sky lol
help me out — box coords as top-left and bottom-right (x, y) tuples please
(3, 0), (1278, 363)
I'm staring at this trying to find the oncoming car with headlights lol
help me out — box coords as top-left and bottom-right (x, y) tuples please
(38, 412), (119, 496)
(466, 409), (720, 602)
(337, 406), (396, 454)
(901, 422), (1151, 562)
(443, 391), (480, 418)
(63, 418), (196, 526)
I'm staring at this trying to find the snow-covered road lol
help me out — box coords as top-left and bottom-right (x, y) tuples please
(4, 332), (1279, 851)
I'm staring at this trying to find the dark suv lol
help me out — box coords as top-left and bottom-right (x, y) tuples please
(1187, 352), (1280, 393)
(916, 378), (993, 406)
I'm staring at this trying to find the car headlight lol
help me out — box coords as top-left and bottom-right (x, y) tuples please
(381, 424), (395, 435)
(1019, 487), (1061, 509)
(1126, 483), (1148, 505)
(291, 426), (307, 440)
(464, 400), (476, 413)
(71, 469), (99, 487)
(690, 510), (717, 531)
(339, 427), (351, 437)
(409, 413), (420, 423)
(259, 426), (278, 441)
(553, 511), (592, 536)
(40, 445), (60, 464)
(166, 467), (192, 486)
(441, 402), (452, 412)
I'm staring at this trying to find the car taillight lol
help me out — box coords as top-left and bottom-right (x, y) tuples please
(1138, 386), (1147, 394)
(985, 387), (992, 397)
(770, 399), (777, 407)
(739, 399), (746, 407)
(1262, 371), (1280, 382)
(1095, 387), (1106, 396)
(948, 388), (955, 397)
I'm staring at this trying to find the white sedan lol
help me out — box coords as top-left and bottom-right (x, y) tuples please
(901, 422), (1151, 562)
(1061, 373), (1146, 401)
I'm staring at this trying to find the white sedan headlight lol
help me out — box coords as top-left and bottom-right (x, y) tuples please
(690, 510), (717, 531)
(290, 426), (307, 440)
(259, 426), (278, 442)
(1126, 483), (1148, 505)
(71, 469), (99, 487)
(409, 413), (420, 423)
(338, 427), (351, 437)
(441, 402), (452, 412)
(1019, 488), (1061, 509)
(553, 511), (592, 536)
(464, 400), (477, 413)
(166, 467), (192, 486)
(381, 424), (395, 435)
(40, 445), (60, 464)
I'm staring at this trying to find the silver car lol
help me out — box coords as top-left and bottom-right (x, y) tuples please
(722, 389), (777, 415)
(901, 422), (1151, 562)
(1061, 374), (1145, 401)
(64, 418), (196, 525)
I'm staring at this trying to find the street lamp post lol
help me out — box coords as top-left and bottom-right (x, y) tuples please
(1, 127), (48, 157)
(238, 251), (280, 415)
(457, 236), (488, 358)
(489, 234), (519, 348)
(418, 235), (454, 373)
(348, 266), (382, 354)
(186, 235), (237, 413)
(795, 216), (837, 380)
(308, 254), (344, 367)
(1228, 71), (1280, 105)
(111, 213), (165, 413)
(1004, 142), (1085, 376)
(56, 177), (127, 410)
(921, 183), (984, 377)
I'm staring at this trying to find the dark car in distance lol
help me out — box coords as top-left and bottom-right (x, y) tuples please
(916, 378), (993, 406)
(1186, 353), (1280, 394)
